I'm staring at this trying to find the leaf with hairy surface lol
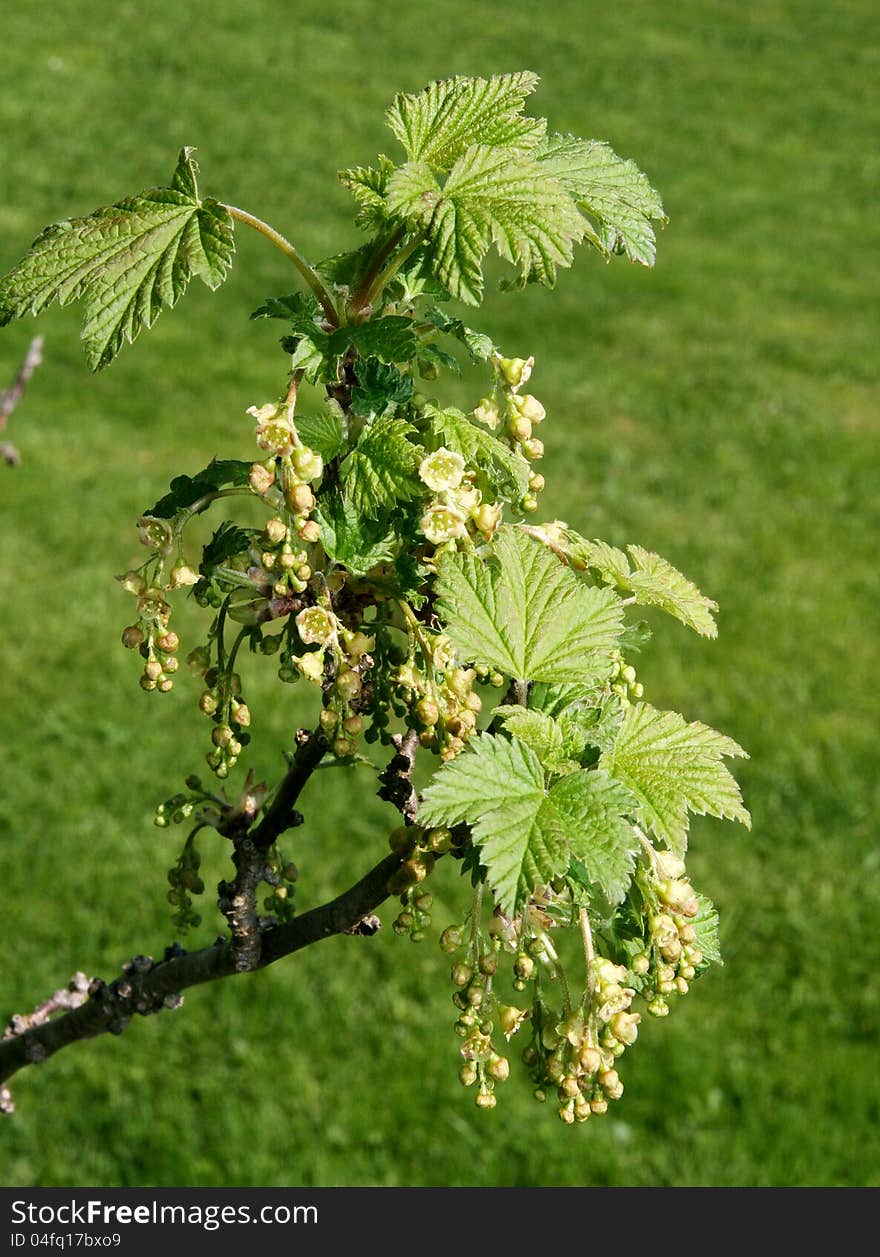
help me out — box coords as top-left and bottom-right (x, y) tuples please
(434, 526), (623, 684)
(0, 149), (234, 370)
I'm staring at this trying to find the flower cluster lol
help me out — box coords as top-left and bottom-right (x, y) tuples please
(246, 402), (323, 546)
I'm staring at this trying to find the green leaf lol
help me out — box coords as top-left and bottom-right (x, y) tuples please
(340, 411), (423, 514)
(350, 357), (414, 419)
(200, 522), (257, 576)
(250, 291), (320, 321)
(425, 405), (530, 498)
(417, 344), (461, 377)
(527, 682), (583, 718)
(338, 155), (396, 230)
(434, 526), (623, 684)
(341, 316), (418, 364)
(420, 734), (638, 912)
(563, 532), (718, 637)
(0, 148), (234, 370)
(313, 491), (397, 575)
(599, 702), (750, 856)
(419, 734), (566, 913)
(386, 146), (586, 305)
(691, 892), (723, 967)
(386, 72), (544, 171)
(492, 706), (569, 772)
(146, 458), (253, 519)
(549, 771), (639, 906)
(424, 307), (496, 361)
(295, 407), (347, 462)
(536, 134), (666, 266)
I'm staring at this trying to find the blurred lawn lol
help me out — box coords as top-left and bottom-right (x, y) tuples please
(1, 0), (877, 1186)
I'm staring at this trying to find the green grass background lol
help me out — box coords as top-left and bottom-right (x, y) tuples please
(0, 0), (877, 1186)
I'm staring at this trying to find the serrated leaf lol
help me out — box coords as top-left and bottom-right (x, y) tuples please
(386, 145), (586, 304)
(146, 458), (253, 519)
(350, 357), (414, 419)
(417, 344), (461, 376)
(342, 316), (418, 363)
(527, 682), (583, 718)
(340, 410), (423, 514)
(295, 407), (346, 462)
(250, 291), (320, 321)
(434, 526), (623, 684)
(0, 148), (234, 369)
(313, 491), (397, 576)
(420, 735), (638, 912)
(426, 405), (529, 498)
(492, 706), (569, 771)
(536, 134), (666, 266)
(424, 307), (495, 361)
(386, 72), (544, 171)
(339, 155), (396, 230)
(563, 531), (718, 637)
(600, 702), (750, 856)
(315, 244), (375, 289)
(691, 892), (723, 967)
(549, 771), (639, 905)
(200, 521), (257, 576)
(419, 734), (566, 913)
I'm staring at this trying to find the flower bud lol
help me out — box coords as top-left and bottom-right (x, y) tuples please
(631, 952), (651, 975)
(121, 625), (144, 650)
(515, 394), (546, 424)
(249, 462), (276, 495)
(199, 691), (218, 715)
(287, 482), (315, 514)
(508, 413), (532, 444)
(451, 964), (472, 988)
(416, 697), (440, 727)
(522, 438), (544, 461)
(156, 631), (179, 654)
(297, 519), (321, 544)
(294, 651), (325, 683)
(459, 1061), (478, 1087)
(264, 517), (287, 545)
(292, 446), (324, 483)
(487, 1055), (510, 1082)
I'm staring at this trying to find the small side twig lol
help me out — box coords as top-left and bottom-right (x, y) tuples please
(377, 727), (420, 823)
(1, 336), (44, 465)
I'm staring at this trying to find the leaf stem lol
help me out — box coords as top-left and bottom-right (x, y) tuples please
(223, 204), (339, 326)
(361, 231), (427, 310)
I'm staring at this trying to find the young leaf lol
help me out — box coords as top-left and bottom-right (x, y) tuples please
(419, 734), (566, 914)
(535, 134), (666, 266)
(492, 706), (570, 772)
(426, 405), (530, 498)
(548, 771), (639, 906)
(250, 291), (320, 321)
(691, 892), (723, 967)
(0, 148), (234, 370)
(420, 734), (638, 912)
(562, 532), (718, 637)
(146, 458), (253, 520)
(200, 522), (258, 576)
(342, 316), (418, 363)
(386, 146), (586, 304)
(599, 702), (750, 856)
(434, 526), (623, 684)
(386, 72), (544, 171)
(349, 358), (414, 419)
(313, 491), (397, 575)
(338, 155), (396, 230)
(424, 307), (496, 361)
(340, 410), (423, 514)
(295, 408), (347, 462)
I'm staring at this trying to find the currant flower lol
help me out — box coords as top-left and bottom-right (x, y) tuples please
(419, 447), (466, 492)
